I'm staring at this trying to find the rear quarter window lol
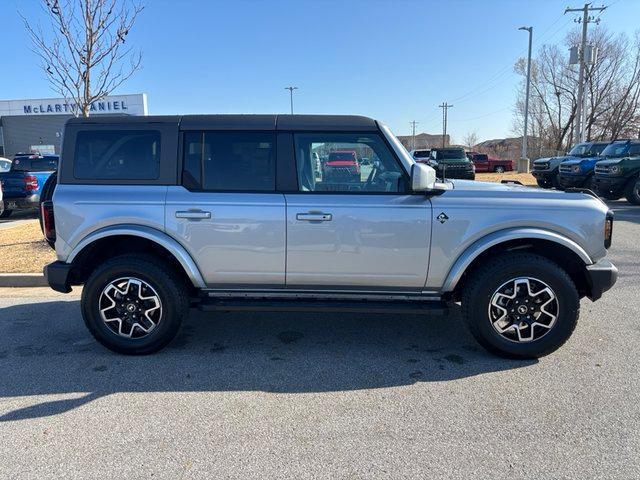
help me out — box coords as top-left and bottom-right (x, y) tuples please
(73, 130), (161, 180)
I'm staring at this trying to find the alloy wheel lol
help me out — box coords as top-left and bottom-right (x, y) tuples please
(488, 277), (558, 343)
(99, 277), (163, 338)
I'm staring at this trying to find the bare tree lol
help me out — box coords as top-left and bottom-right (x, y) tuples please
(22, 0), (144, 117)
(513, 26), (640, 157)
(463, 131), (479, 150)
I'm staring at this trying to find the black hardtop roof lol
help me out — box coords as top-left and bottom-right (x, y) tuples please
(65, 114), (379, 131)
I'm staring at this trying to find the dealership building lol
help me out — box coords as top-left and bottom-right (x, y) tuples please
(0, 93), (148, 157)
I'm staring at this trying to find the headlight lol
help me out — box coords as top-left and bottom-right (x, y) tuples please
(471, 164), (476, 172)
(610, 165), (621, 174)
(572, 165), (581, 173)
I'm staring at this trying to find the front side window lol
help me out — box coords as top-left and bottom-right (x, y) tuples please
(294, 133), (407, 193)
(568, 143), (590, 157)
(74, 130), (160, 180)
(183, 131), (275, 191)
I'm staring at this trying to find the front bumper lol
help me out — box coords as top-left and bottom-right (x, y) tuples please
(44, 261), (73, 293)
(585, 258), (618, 301)
(558, 174), (589, 188)
(531, 170), (556, 181)
(593, 176), (627, 196)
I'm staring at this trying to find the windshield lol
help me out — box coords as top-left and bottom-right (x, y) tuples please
(434, 148), (467, 161)
(589, 143), (608, 156)
(11, 156), (58, 172)
(413, 150), (430, 158)
(328, 151), (357, 162)
(568, 143), (591, 157)
(601, 142), (631, 158)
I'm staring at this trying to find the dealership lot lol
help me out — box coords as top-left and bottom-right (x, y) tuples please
(0, 201), (638, 479)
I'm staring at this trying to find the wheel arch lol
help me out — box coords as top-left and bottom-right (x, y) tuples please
(67, 225), (206, 289)
(443, 228), (592, 298)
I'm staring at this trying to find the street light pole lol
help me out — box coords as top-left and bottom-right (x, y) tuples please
(519, 26), (533, 173)
(285, 86), (298, 114)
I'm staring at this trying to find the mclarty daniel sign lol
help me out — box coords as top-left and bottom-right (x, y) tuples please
(0, 93), (148, 117)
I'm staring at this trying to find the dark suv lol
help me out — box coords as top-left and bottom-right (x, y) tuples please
(429, 148), (475, 180)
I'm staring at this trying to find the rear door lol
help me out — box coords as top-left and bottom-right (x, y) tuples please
(165, 130), (286, 286)
(284, 131), (432, 289)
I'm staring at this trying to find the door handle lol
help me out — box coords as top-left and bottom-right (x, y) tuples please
(175, 210), (211, 220)
(296, 212), (332, 222)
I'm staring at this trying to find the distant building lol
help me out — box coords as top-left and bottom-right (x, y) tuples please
(396, 132), (450, 150)
(0, 93), (148, 157)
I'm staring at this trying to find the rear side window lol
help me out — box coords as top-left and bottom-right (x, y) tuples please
(74, 130), (161, 180)
(183, 131), (276, 191)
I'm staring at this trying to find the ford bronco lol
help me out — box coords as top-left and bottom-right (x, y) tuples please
(42, 115), (617, 358)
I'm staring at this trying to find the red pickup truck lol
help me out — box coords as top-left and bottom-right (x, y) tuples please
(323, 150), (361, 182)
(467, 152), (514, 173)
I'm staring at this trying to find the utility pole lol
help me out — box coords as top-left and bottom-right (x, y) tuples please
(410, 120), (419, 150)
(565, 3), (606, 142)
(438, 103), (453, 148)
(519, 26), (533, 173)
(285, 86), (298, 114)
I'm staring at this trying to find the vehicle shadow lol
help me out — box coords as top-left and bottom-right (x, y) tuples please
(607, 201), (640, 225)
(0, 300), (536, 422)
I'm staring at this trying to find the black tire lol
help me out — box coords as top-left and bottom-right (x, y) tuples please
(536, 178), (550, 189)
(551, 174), (563, 190)
(81, 254), (190, 355)
(585, 174), (597, 192)
(624, 177), (640, 205)
(494, 166), (505, 173)
(0, 202), (12, 218)
(461, 252), (579, 359)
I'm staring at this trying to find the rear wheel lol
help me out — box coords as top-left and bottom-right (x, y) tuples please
(461, 253), (579, 359)
(0, 202), (12, 218)
(624, 177), (640, 205)
(494, 166), (505, 173)
(81, 255), (189, 355)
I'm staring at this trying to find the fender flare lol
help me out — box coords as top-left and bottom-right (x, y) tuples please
(67, 225), (206, 288)
(441, 227), (592, 292)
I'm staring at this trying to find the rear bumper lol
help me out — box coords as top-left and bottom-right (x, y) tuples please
(3, 193), (39, 210)
(43, 261), (73, 293)
(585, 258), (618, 301)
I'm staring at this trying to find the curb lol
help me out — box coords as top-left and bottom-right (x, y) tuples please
(0, 273), (48, 288)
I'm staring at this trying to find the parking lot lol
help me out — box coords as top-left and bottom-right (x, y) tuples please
(0, 200), (636, 479)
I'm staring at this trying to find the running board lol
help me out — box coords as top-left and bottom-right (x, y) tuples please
(198, 298), (448, 315)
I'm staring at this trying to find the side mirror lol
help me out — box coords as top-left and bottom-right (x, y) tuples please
(411, 163), (437, 192)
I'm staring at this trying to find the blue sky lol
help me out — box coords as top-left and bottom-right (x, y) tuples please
(2, 0), (638, 142)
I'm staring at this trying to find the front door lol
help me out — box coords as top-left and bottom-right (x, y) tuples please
(165, 130), (286, 286)
(285, 132), (432, 289)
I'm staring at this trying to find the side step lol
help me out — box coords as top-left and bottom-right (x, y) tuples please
(198, 298), (448, 315)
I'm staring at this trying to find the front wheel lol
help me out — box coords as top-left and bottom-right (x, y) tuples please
(624, 177), (640, 205)
(81, 255), (190, 355)
(494, 166), (505, 173)
(536, 178), (550, 189)
(461, 253), (579, 359)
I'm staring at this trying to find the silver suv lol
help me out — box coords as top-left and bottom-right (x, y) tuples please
(42, 115), (617, 358)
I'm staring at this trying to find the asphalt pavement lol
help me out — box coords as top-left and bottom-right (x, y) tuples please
(0, 201), (638, 479)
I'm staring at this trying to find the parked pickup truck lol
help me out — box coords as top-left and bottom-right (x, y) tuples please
(557, 141), (610, 190)
(467, 152), (514, 173)
(0, 154), (58, 218)
(43, 114), (617, 359)
(322, 149), (361, 183)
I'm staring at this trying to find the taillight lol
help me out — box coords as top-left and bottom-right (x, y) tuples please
(41, 201), (56, 244)
(25, 175), (39, 191)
